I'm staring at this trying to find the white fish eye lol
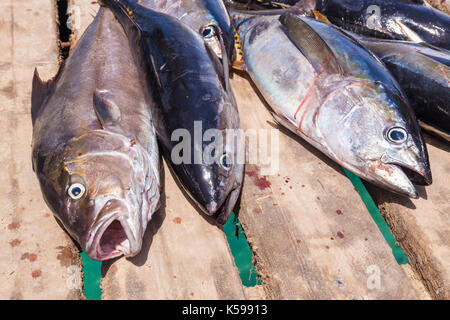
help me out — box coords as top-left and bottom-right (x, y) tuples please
(386, 127), (408, 144)
(219, 153), (233, 171)
(201, 25), (217, 39)
(68, 183), (86, 200)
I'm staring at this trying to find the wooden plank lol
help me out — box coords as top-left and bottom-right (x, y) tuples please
(366, 135), (450, 299)
(70, 1), (246, 300)
(231, 72), (424, 299)
(427, 0), (450, 14)
(68, 0), (100, 44)
(0, 0), (83, 300)
(101, 162), (246, 300)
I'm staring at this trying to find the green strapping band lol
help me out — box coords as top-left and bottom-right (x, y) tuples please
(223, 212), (261, 287)
(343, 168), (409, 265)
(80, 251), (102, 300)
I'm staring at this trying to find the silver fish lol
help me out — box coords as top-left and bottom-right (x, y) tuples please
(31, 8), (160, 261)
(231, 9), (432, 198)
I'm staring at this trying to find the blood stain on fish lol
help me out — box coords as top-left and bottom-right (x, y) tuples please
(337, 231), (345, 239)
(336, 210), (343, 215)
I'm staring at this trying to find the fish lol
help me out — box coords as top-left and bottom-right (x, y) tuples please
(31, 8), (160, 261)
(311, 10), (450, 142)
(100, 0), (244, 224)
(230, 9), (432, 198)
(348, 35), (450, 142)
(228, 1), (450, 50)
(225, 0), (299, 9)
(139, 0), (235, 61)
(300, 0), (450, 50)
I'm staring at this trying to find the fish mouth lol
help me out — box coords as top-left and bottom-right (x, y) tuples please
(85, 207), (141, 261)
(206, 186), (242, 225)
(396, 164), (432, 186)
(367, 159), (432, 199)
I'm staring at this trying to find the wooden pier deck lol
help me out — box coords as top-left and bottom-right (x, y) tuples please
(0, 0), (447, 300)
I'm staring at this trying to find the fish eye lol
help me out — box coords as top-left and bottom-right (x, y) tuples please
(219, 153), (233, 171)
(68, 183), (86, 200)
(386, 127), (408, 144)
(201, 25), (217, 39)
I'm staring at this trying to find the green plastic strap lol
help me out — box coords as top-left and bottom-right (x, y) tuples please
(80, 251), (102, 300)
(223, 212), (261, 287)
(343, 168), (409, 265)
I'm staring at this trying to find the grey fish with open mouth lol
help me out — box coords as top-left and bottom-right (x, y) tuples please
(31, 7), (160, 261)
(231, 9), (432, 198)
(101, 0), (244, 224)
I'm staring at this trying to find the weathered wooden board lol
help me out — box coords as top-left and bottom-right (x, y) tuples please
(231, 73), (425, 300)
(0, 0), (82, 300)
(69, 1), (246, 300)
(68, 0), (100, 40)
(366, 135), (450, 300)
(427, 0), (450, 14)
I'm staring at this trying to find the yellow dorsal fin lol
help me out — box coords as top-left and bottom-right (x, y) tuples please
(313, 10), (331, 24)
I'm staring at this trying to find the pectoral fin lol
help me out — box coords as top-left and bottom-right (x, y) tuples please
(279, 12), (342, 76)
(93, 89), (122, 129)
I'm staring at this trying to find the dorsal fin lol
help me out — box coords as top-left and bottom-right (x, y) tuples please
(279, 12), (342, 76)
(31, 68), (55, 124)
(31, 60), (66, 124)
(93, 89), (122, 129)
(312, 10), (331, 24)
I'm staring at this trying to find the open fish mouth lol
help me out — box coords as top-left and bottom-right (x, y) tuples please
(85, 212), (140, 261)
(394, 164), (432, 186)
(367, 159), (432, 199)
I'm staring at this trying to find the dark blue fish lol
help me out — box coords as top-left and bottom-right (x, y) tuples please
(100, 0), (244, 224)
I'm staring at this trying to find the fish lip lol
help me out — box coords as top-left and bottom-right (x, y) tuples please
(85, 212), (140, 261)
(213, 185), (242, 225)
(366, 160), (419, 199)
(381, 155), (432, 186)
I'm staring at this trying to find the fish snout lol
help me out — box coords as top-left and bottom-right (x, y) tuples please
(85, 199), (142, 261)
(381, 152), (432, 186)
